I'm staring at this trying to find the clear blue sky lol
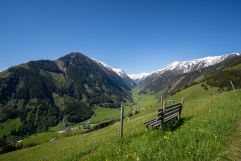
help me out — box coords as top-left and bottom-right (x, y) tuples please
(0, 0), (240, 73)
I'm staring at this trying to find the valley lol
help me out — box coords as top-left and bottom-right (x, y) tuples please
(0, 83), (241, 161)
(0, 52), (241, 161)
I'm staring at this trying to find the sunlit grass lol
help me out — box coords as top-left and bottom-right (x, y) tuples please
(0, 84), (241, 161)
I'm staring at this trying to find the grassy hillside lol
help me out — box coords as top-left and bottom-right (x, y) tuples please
(81, 107), (120, 124)
(0, 84), (241, 161)
(7, 106), (126, 149)
(0, 118), (21, 138)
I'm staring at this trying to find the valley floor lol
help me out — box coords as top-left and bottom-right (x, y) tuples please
(0, 84), (241, 161)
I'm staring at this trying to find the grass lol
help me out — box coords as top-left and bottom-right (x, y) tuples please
(217, 121), (241, 161)
(132, 91), (159, 112)
(18, 127), (87, 148)
(0, 118), (21, 138)
(81, 107), (121, 124)
(0, 84), (241, 161)
(171, 83), (219, 101)
(17, 107), (121, 148)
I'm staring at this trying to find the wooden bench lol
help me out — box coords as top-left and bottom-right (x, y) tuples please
(144, 97), (184, 129)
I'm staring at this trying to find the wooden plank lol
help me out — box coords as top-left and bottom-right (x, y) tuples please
(144, 118), (156, 125)
(151, 120), (162, 127)
(165, 105), (181, 113)
(164, 108), (181, 117)
(150, 120), (161, 126)
(164, 113), (178, 123)
(165, 103), (181, 109)
(153, 122), (162, 128)
(156, 115), (163, 121)
(144, 119), (156, 126)
(144, 118), (156, 124)
(181, 98), (184, 105)
(162, 101), (166, 126)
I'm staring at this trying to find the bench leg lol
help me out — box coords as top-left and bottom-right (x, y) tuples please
(158, 123), (162, 129)
(145, 125), (149, 131)
(177, 113), (180, 120)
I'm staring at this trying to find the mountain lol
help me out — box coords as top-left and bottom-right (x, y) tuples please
(128, 73), (151, 84)
(91, 58), (136, 88)
(0, 52), (133, 136)
(137, 53), (241, 95)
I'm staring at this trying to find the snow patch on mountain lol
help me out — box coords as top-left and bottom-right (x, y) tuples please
(128, 73), (151, 80)
(155, 53), (237, 74)
(91, 57), (136, 87)
(91, 58), (113, 70)
(91, 58), (128, 77)
(129, 52), (240, 83)
(112, 68), (126, 77)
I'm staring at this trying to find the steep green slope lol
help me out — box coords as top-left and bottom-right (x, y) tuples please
(206, 62), (241, 90)
(0, 52), (132, 138)
(0, 84), (240, 161)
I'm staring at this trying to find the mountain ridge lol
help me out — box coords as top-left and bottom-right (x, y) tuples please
(0, 52), (133, 136)
(128, 52), (240, 84)
(137, 52), (241, 95)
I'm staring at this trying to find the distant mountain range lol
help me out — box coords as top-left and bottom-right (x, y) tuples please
(128, 53), (241, 84)
(128, 73), (151, 84)
(0, 51), (240, 137)
(131, 53), (241, 95)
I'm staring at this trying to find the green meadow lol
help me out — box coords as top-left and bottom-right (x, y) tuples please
(0, 84), (241, 161)
(0, 118), (21, 138)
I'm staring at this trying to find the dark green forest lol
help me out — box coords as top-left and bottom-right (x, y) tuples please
(0, 53), (131, 140)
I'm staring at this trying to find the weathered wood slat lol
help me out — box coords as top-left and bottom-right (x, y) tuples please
(165, 104), (182, 113)
(144, 119), (157, 126)
(144, 97), (184, 129)
(156, 115), (163, 121)
(150, 120), (161, 126)
(153, 122), (162, 128)
(165, 103), (181, 109)
(164, 108), (181, 117)
(144, 118), (156, 125)
(164, 113), (178, 123)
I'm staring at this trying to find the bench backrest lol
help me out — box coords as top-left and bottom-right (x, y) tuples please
(156, 102), (183, 122)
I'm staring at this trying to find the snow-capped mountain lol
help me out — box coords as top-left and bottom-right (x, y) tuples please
(91, 58), (136, 88)
(128, 73), (151, 84)
(132, 53), (240, 84)
(137, 52), (241, 95)
(154, 53), (240, 75)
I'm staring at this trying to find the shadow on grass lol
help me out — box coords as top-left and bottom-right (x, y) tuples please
(161, 116), (192, 132)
